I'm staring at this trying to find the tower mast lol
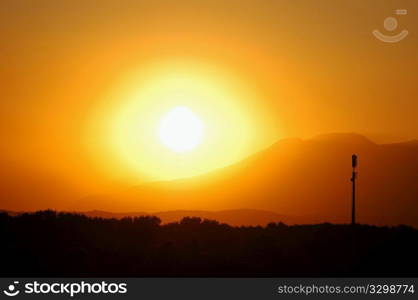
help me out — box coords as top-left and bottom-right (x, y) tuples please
(351, 154), (357, 225)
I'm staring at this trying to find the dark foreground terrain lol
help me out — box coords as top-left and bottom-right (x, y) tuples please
(1, 211), (417, 277)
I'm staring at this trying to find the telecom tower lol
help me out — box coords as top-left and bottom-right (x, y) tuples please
(350, 154), (357, 225)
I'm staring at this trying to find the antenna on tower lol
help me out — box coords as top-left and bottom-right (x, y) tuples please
(350, 154), (358, 225)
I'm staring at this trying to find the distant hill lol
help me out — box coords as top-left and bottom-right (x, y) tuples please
(0, 210), (20, 217)
(79, 133), (418, 228)
(1, 209), (315, 227)
(154, 209), (304, 226)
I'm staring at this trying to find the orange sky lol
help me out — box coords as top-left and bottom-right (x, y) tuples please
(1, 0), (417, 210)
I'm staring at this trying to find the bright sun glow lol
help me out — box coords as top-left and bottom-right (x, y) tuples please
(159, 106), (204, 153)
(87, 60), (274, 181)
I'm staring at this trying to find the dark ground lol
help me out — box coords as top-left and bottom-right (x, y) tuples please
(1, 210), (417, 277)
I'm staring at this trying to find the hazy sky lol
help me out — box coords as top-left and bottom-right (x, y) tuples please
(1, 0), (417, 200)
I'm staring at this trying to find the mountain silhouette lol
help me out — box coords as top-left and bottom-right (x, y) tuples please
(0, 209), (313, 227)
(82, 209), (318, 226)
(80, 133), (418, 227)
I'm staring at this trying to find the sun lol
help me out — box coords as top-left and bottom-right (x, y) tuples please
(158, 106), (204, 153)
(87, 60), (272, 181)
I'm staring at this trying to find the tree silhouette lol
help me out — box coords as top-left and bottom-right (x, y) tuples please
(0, 211), (417, 276)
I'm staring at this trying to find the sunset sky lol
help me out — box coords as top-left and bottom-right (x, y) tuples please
(1, 0), (417, 211)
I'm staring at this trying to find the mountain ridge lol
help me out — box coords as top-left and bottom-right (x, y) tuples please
(0, 208), (316, 226)
(75, 133), (418, 228)
(4, 133), (415, 227)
